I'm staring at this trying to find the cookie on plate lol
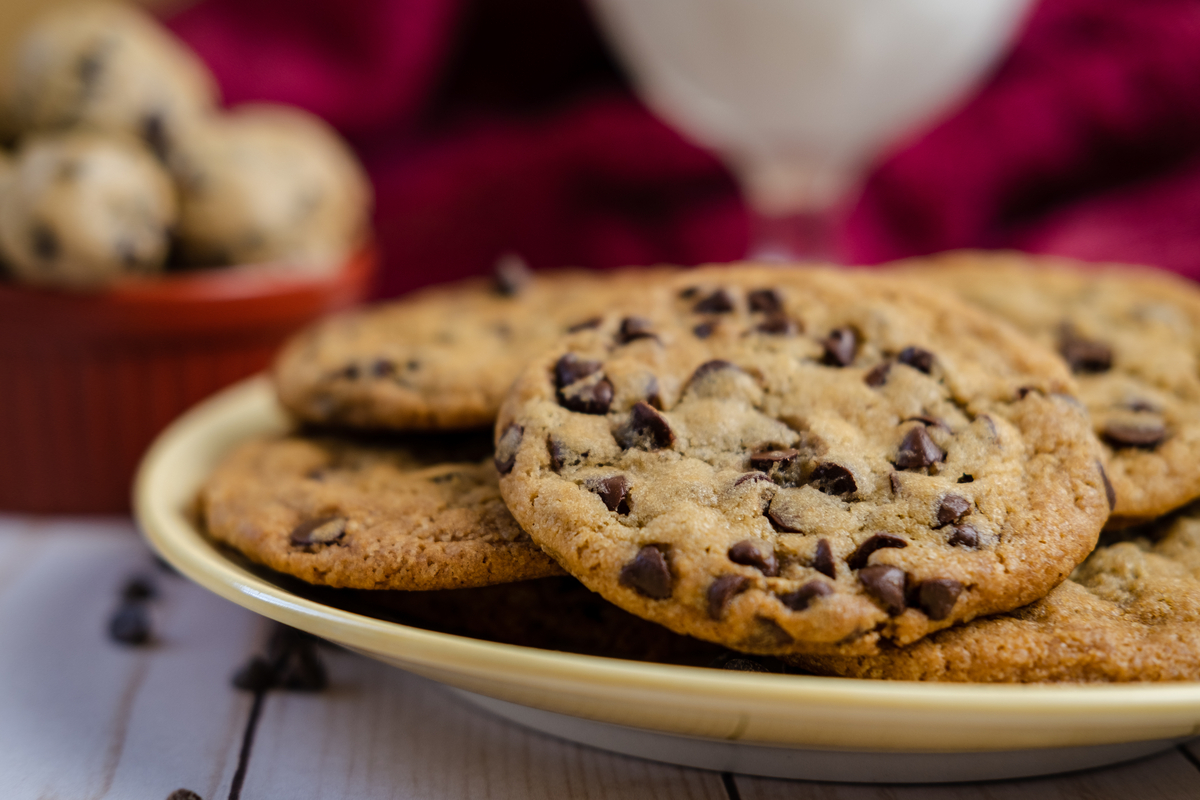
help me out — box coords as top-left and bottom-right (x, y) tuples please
(496, 266), (1110, 656)
(274, 266), (676, 430)
(791, 506), (1200, 682)
(900, 252), (1200, 526)
(201, 431), (564, 590)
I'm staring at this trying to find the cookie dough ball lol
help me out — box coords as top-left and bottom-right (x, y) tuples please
(5, 2), (218, 158)
(0, 132), (177, 288)
(172, 104), (371, 268)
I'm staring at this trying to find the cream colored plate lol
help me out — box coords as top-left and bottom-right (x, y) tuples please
(135, 377), (1200, 783)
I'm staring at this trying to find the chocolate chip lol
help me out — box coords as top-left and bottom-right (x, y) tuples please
(895, 426), (945, 470)
(847, 534), (907, 570)
(166, 790), (204, 800)
(748, 288), (783, 314)
(694, 289), (735, 313)
(935, 495), (972, 528)
(693, 321), (717, 339)
(645, 375), (664, 409)
(1102, 421), (1165, 449)
(821, 327), (859, 367)
(121, 575), (157, 601)
(812, 539), (836, 578)
(141, 112), (168, 160)
(810, 462), (856, 496)
(370, 358), (396, 378)
(864, 361), (891, 387)
(232, 656), (276, 692)
(559, 377), (614, 414)
(889, 472), (902, 494)
(618, 316), (658, 344)
(917, 578), (963, 621)
(619, 545), (673, 599)
(1016, 386), (1041, 400)
(1127, 399), (1158, 413)
(678, 286), (700, 299)
(567, 316), (602, 333)
(957, 474), (974, 484)
(755, 315), (798, 335)
(897, 346), (934, 374)
(767, 501), (803, 533)
(554, 353), (602, 388)
(494, 253), (532, 295)
(31, 223), (59, 261)
(1059, 327), (1112, 374)
(494, 423), (523, 474)
(734, 471), (772, 487)
(728, 540), (779, 576)
(947, 525), (979, 548)
(588, 475), (631, 514)
(707, 574), (751, 619)
(749, 448), (800, 472)
(109, 604), (151, 645)
(547, 437), (565, 472)
(858, 565), (907, 616)
(290, 516), (347, 547)
(615, 402), (675, 450)
(1099, 461), (1116, 511)
(779, 580), (833, 611)
(338, 363), (360, 380)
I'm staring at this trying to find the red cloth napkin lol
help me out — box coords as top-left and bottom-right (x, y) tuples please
(168, 0), (1200, 297)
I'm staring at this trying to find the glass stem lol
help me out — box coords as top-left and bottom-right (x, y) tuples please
(747, 207), (841, 264)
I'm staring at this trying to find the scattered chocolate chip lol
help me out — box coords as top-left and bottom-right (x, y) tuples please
(109, 604), (151, 645)
(750, 448), (800, 472)
(812, 539), (836, 578)
(897, 346), (934, 374)
(889, 472), (902, 494)
(858, 565), (907, 616)
(494, 253), (532, 295)
(232, 656), (276, 692)
(755, 315), (798, 335)
(121, 575), (157, 601)
(166, 790), (204, 800)
(1058, 327), (1112, 374)
(693, 288), (735, 313)
(31, 223), (59, 262)
(935, 495), (972, 528)
(587, 475), (631, 514)
(289, 516), (347, 547)
(864, 361), (892, 387)
(559, 377), (614, 414)
(734, 471), (772, 487)
(678, 286), (700, 299)
(728, 540), (779, 576)
(615, 402), (675, 450)
(821, 327), (859, 367)
(1102, 421), (1166, 449)
(693, 321), (717, 339)
(767, 502), (803, 533)
(619, 545), (673, 599)
(1099, 461), (1116, 511)
(895, 426), (945, 470)
(370, 358), (396, 378)
(847, 534), (907, 570)
(554, 353), (602, 388)
(810, 462), (857, 496)
(494, 423), (523, 474)
(547, 437), (565, 472)
(567, 316), (603, 333)
(707, 574), (751, 619)
(618, 316), (658, 344)
(337, 363), (360, 380)
(947, 525), (979, 548)
(957, 474), (974, 484)
(748, 288), (783, 314)
(917, 579), (963, 621)
(779, 580), (833, 611)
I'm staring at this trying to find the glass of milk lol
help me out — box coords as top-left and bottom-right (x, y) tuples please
(587, 0), (1032, 262)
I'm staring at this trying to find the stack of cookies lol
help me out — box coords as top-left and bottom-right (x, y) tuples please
(200, 252), (1200, 682)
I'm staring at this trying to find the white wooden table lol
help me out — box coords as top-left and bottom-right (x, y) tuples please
(4, 516), (1200, 800)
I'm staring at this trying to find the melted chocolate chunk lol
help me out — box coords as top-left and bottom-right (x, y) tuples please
(559, 377), (614, 414)
(810, 462), (856, 496)
(618, 316), (658, 344)
(895, 426), (945, 470)
(31, 223), (59, 262)
(567, 316), (602, 333)
(957, 474), (974, 484)
(821, 327), (859, 367)
(748, 288), (783, 313)
(864, 361), (892, 387)
(847, 534), (907, 570)
(734, 471), (772, 487)
(587, 475), (631, 514)
(749, 448), (800, 472)
(232, 656), (276, 692)
(947, 525), (979, 548)
(889, 472), (902, 494)
(935, 494), (972, 528)
(779, 580), (833, 611)
(615, 402), (675, 450)
(290, 516), (347, 547)
(897, 346), (934, 374)
(547, 437), (566, 472)
(493, 254), (532, 295)
(755, 315), (798, 335)
(707, 574), (751, 619)
(693, 321), (717, 339)
(109, 603), (151, 645)
(812, 539), (836, 578)
(917, 578), (963, 621)
(1099, 461), (1116, 511)
(494, 423), (523, 474)
(727, 540), (779, 576)
(766, 502), (803, 533)
(619, 545), (673, 599)
(1059, 327), (1112, 374)
(554, 353), (602, 388)
(1102, 421), (1166, 449)
(693, 288), (735, 314)
(858, 565), (907, 616)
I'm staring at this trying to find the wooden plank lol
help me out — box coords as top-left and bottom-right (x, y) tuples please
(241, 645), (728, 800)
(0, 519), (263, 800)
(734, 747), (1200, 800)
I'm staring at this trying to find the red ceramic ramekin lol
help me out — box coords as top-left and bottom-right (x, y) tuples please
(0, 248), (375, 514)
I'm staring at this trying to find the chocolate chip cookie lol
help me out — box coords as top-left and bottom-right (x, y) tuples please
(274, 266), (676, 430)
(496, 266), (1110, 656)
(900, 252), (1200, 526)
(201, 431), (564, 590)
(792, 506), (1200, 681)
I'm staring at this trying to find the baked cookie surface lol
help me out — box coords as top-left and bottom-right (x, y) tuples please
(496, 266), (1109, 656)
(791, 507), (1200, 682)
(274, 267), (675, 430)
(901, 252), (1200, 525)
(201, 431), (563, 590)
